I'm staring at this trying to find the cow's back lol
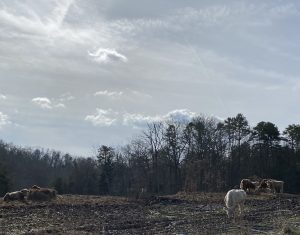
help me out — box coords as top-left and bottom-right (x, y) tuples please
(225, 189), (246, 208)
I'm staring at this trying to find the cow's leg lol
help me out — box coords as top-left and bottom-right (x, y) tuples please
(238, 203), (244, 217)
(226, 208), (230, 218)
(227, 207), (233, 219)
(232, 205), (238, 222)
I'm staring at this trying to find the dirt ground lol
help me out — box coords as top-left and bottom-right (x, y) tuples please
(0, 192), (299, 234)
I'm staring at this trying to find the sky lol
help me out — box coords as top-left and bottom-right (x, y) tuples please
(1, 0), (300, 156)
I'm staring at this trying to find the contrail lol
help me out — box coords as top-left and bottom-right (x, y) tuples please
(51, 0), (75, 28)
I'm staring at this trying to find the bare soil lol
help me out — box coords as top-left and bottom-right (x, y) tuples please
(0, 192), (299, 234)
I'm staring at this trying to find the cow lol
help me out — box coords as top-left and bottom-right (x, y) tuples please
(240, 179), (256, 193)
(251, 181), (260, 188)
(27, 186), (57, 201)
(224, 189), (247, 219)
(256, 179), (270, 193)
(31, 185), (41, 190)
(267, 180), (284, 194)
(3, 190), (28, 202)
(256, 179), (283, 194)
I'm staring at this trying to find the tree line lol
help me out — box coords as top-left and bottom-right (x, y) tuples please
(0, 113), (299, 196)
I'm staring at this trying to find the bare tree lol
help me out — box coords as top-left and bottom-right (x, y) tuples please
(143, 122), (164, 193)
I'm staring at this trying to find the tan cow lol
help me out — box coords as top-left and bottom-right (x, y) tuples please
(267, 179), (284, 193)
(27, 185), (57, 201)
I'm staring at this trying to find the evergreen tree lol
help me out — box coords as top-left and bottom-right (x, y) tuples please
(97, 145), (114, 195)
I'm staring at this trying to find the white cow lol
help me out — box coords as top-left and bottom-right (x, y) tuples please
(224, 189), (247, 219)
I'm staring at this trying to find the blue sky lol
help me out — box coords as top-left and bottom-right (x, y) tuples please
(1, 0), (300, 156)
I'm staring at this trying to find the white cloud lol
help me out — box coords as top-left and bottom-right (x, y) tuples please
(0, 94), (7, 100)
(59, 92), (75, 102)
(164, 109), (197, 122)
(32, 97), (66, 109)
(32, 97), (52, 109)
(85, 108), (197, 128)
(88, 48), (128, 64)
(85, 108), (118, 126)
(123, 113), (161, 128)
(0, 112), (11, 128)
(54, 103), (66, 108)
(94, 90), (123, 98)
(123, 109), (197, 128)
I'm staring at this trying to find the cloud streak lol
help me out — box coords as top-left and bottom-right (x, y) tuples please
(94, 90), (123, 98)
(109, 2), (300, 35)
(0, 0), (104, 46)
(88, 48), (128, 64)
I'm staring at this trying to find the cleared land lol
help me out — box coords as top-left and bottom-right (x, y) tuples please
(0, 193), (299, 234)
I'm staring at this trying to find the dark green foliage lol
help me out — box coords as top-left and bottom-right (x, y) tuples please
(0, 167), (9, 196)
(252, 121), (280, 144)
(97, 145), (114, 195)
(283, 124), (300, 151)
(53, 177), (65, 194)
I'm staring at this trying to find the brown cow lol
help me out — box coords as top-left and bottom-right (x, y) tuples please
(251, 181), (260, 188)
(256, 179), (282, 194)
(256, 179), (269, 192)
(27, 185), (57, 201)
(240, 179), (256, 193)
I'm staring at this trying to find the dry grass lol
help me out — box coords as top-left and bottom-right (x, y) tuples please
(0, 192), (299, 234)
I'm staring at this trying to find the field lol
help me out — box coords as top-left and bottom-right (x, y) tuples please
(0, 192), (299, 234)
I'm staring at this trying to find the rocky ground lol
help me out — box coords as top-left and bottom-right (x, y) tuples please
(0, 192), (299, 234)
